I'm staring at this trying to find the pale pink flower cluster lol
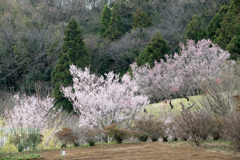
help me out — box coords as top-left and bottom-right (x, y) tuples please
(131, 39), (231, 102)
(62, 65), (149, 129)
(5, 94), (54, 129)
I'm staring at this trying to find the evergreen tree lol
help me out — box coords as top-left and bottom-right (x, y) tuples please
(135, 31), (170, 68)
(52, 17), (91, 112)
(207, 0), (240, 60)
(206, 5), (229, 40)
(106, 4), (124, 41)
(214, 0), (240, 58)
(100, 4), (112, 37)
(226, 34), (240, 60)
(132, 7), (152, 29)
(185, 14), (206, 42)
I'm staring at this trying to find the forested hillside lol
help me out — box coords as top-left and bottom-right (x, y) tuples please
(0, 0), (232, 94)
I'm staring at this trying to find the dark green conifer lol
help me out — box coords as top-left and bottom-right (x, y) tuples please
(132, 7), (152, 29)
(100, 4), (112, 37)
(135, 31), (170, 67)
(226, 34), (240, 60)
(52, 17), (91, 112)
(185, 14), (206, 42)
(206, 5), (229, 41)
(106, 4), (124, 41)
(214, 0), (240, 54)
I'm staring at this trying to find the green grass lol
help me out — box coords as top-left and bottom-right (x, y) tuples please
(140, 95), (203, 119)
(0, 154), (42, 160)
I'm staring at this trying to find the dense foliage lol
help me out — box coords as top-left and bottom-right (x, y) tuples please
(52, 17), (91, 112)
(185, 14), (206, 42)
(132, 7), (152, 29)
(135, 31), (170, 67)
(207, 0), (240, 59)
(106, 4), (124, 41)
(99, 4), (112, 37)
(0, 0), (231, 92)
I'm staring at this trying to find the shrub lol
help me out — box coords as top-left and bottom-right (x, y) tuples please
(223, 112), (240, 148)
(104, 124), (132, 143)
(26, 133), (43, 150)
(211, 118), (223, 140)
(171, 116), (189, 141)
(82, 128), (100, 146)
(172, 104), (214, 146)
(132, 119), (167, 142)
(137, 133), (148, 142)
(198, 67), (240, 118)
(55, 127), (78, 148)
(233, 94), (240, 111)
(9, 130), (42, 152)
(9, 135), (26, 152)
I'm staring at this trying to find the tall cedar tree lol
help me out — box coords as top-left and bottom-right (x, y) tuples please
(132, 7), (152, 29)
(185, 14), (206, 42)
(206, 5), (229, 41)
(52, 17), (91, 112)
(106, 4), (124, 41)
(213, 0), (240, 60)
(135, 31), (170, 68)
(100, 4), (112, 37)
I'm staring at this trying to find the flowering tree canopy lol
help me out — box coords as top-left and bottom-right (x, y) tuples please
(5, 94), (54, 129)
(131, 39), (232, 103)
(62, 65), (149, 129)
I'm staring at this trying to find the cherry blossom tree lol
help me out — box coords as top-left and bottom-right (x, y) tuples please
(131, 39), (233, 103)
(5, 94), (54, 129)
(62, 65), (149, 129)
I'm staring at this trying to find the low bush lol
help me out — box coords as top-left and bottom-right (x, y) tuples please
(9, 135), (25, 152)
(26, 133), (43, 150)
(82, 128), (100, 146)
(211, 118), (223, 140)
(172, 104), (214, 146)
(233, 94), (240, 111)
(132, 119), (167, 142)
(223, 112), (240, 148)
(55, 127), (78, 148)
(104, 124), (132, 143)
(137, 133), (148, 142)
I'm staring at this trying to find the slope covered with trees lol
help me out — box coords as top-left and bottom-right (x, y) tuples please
(0, 0), (232, 94)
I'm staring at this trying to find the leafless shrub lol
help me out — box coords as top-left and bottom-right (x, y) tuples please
(55, 127), (78, 148)
(132, 119), (168, 142)
(82, 128), (101, 146)
(104, 124), (132, 144)
(223, 112), (240, 148)
(211, 118), (223, 141)
(172, 103), (214, 146)
(198, 63), (240, 117)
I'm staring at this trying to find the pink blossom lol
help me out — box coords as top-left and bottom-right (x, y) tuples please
(62, 65), (150, 129)
(216, 78), (221, 84)
(131, 39), (232, 102)
(171, 86), (179, 92)
(5, 94), (54, 130)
